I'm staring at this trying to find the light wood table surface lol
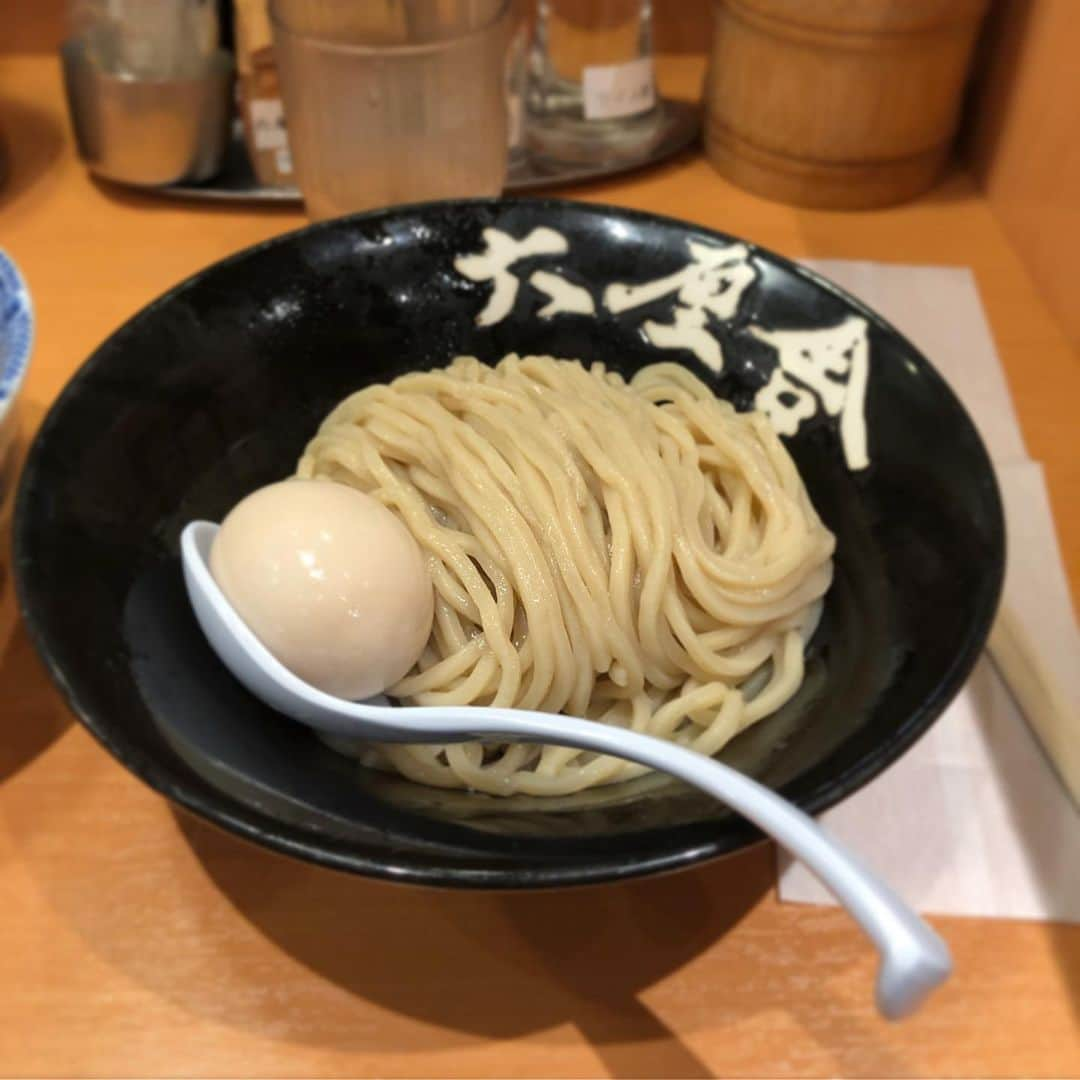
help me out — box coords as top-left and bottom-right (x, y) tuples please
(2, 53), (1078, 1079)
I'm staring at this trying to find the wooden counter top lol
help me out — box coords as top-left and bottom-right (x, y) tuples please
(2, 53), (1077, 1079)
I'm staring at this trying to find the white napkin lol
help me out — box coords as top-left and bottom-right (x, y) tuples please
(777, 261), (1080, 923)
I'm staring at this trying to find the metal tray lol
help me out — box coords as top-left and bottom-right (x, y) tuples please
(159, 100), (700, 203)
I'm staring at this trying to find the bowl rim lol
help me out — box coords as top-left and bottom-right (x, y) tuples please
(13, 197), (1006, 888)
(0, 248), (34, 427)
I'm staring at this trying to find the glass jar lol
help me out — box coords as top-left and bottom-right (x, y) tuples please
(525, 0), (662, 164)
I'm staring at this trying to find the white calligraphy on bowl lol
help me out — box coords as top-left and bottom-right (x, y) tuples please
(603, 241), (757, 373)
(529, 270), (595, 319)
(451, 228), (873, 470)
(752, 316), (870, 470)
(454, 227), (596, 325)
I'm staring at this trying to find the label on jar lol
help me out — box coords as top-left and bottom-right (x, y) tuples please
(250, 98), (288, 152)
(582, 57), (656, 121)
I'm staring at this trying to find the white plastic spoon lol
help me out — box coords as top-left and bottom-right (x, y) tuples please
(181, 519), (951, 1020)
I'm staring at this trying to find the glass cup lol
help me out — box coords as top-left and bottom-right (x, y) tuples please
(525, 0), (662, 165)
(269, 0), (513, 220)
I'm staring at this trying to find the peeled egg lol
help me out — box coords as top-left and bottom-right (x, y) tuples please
(209, 478), (434, 700)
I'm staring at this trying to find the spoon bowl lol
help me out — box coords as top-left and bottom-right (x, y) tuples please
(182, 518), (952, 1019)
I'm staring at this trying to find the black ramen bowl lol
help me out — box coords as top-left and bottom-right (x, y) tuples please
(14, 199), (1004, 887)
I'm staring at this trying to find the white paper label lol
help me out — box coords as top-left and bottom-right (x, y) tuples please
(250, 98), (288, 151)
(274, 146), (293, 176)
(582, 57), (656, 121)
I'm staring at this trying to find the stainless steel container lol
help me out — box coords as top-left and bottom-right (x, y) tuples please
(61, 38), (233, 187)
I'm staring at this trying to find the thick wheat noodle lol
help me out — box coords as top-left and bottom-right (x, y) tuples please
(297, 355), (835, 796)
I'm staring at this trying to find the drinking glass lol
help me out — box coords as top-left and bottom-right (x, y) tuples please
(270, 0), (513, 220)
(526, 0), (661, 164)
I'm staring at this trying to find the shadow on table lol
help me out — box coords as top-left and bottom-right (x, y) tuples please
(174, 810), (913, 1078)
(2, 404), (74, 783)
(0, 96), (64, 212)
(0, 621), (74, 783)
(178, 809), (757, 1078)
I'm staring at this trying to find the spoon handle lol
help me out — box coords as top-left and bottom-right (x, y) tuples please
(182, 520), (949, 1018)
(396, 706), (952, 1020)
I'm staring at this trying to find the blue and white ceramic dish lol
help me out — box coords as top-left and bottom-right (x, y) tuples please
(0, 249), (33, 646)
(0, 249), (33, 453)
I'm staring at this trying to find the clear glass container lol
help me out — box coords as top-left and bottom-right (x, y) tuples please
(270, 0), (512, 220)
(505, 2), (529, 168)
(525, 0), (662, 165)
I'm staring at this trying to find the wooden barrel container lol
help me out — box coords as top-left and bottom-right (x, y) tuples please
(704, 0), (991, 208)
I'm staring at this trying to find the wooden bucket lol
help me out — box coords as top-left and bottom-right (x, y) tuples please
(704, 0), (991, 208)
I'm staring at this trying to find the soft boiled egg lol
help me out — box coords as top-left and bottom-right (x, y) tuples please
(209, 478), (434, 700)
